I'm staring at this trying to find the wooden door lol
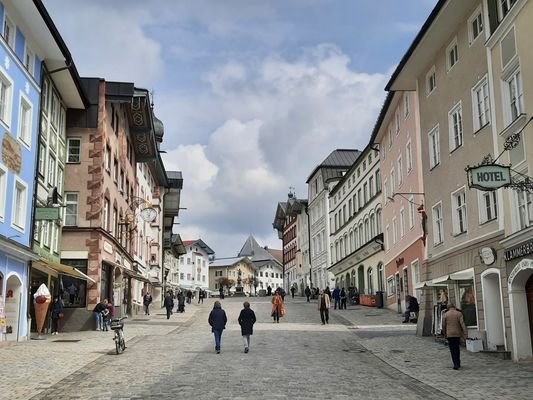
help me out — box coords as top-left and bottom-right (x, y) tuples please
(526, 274), (533, 347)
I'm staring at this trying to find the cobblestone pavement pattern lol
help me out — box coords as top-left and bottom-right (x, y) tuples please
(1, 297), (532, 399)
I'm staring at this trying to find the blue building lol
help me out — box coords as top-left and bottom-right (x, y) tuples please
(0, 0), (79, 341)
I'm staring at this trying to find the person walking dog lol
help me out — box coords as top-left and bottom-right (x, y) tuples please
(208, 301), (227, 354)
(442, 304), (467, 370)
(238, 301), (256, 353)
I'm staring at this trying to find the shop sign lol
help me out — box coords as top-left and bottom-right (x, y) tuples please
(479, 247), (496, 265)
(467, 164), (511, 191)
(35, 207), (60, 221)
(504, 240), (533, 262)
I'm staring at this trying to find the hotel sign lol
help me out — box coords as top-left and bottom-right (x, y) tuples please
(505, 240), (533, 262)
(467, 164), (511, 191)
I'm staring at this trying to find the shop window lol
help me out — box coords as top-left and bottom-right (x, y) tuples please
(459, 281), (477, 327)
(60, 259), (88, 308)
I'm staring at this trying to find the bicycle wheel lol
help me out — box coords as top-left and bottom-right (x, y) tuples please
(119, 330), (125, 352)
(115, 334), (120, 355)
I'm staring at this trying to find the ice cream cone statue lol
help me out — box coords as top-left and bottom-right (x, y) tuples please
(33, 284), (51, 339)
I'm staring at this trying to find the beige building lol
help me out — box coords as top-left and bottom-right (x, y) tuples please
(387, 0), (506, 341)
(209, 256), (256, 296)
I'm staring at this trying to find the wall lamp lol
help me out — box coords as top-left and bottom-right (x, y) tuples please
(387, 192), (425, 205)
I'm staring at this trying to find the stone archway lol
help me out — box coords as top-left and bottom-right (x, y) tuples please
(481, 269), (505, 351)
(346, 273), (351, 289)
(508, 259), (533, 361)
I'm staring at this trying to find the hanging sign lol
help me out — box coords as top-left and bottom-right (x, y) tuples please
(467, 164), (511, 191)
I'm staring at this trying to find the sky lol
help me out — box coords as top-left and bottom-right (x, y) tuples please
(44, 0), (436, 257)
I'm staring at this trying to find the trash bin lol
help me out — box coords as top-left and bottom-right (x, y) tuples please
(375, 291), (384, 308)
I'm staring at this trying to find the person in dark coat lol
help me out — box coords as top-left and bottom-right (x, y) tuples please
(305, 286), (311, 302)
(164, 292), (174, 319)
(340, 288), (347, 310)
(238, 301), (256, 353)
(402, 295), (420, 323)
(51, 296), (64, 335)
(208, 301), (227, 354)
(267, 286), (272, 296)
(177, 291), (185, 313)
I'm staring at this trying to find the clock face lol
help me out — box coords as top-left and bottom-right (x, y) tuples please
(140, 207), (157, 222)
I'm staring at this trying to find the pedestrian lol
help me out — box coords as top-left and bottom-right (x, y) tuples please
(340, 288), (347, 310)
(271, 290), (284, 323)
(51, 295), (64, 335)
(280, 287), (286, 302)
(198, 290), (205, 304)
(332, 286), (341, 309)
(305, 286), (311, 302)
(402, 295), (420, 323)
(164, 292), (174, 319)
(317, 289), (331, 325)
(143, 291), (152, 316)
(208, 301), (227, 354)
(93, 299), (108, 331)
(186, 290), (193, 304)
(101, 304), (111, 331)
(290, 286), (296, 299)
(324, 286), (331, 300)
(177, 291), (186, 313)
(442, 304), (467, 370)
(238, 301), (256, 353)
(267, 285), (272, 296)
(219, 286), (224, 299)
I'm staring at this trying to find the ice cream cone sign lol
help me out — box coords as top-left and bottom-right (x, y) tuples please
(33, 284), (51, 335)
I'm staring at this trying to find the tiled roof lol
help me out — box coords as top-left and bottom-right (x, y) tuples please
(238, 235), (274, 261)
(306, 149), (361, 183)
(209, 256), (251, 268)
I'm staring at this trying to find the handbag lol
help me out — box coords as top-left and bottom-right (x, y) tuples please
(58, 312), (64, 319)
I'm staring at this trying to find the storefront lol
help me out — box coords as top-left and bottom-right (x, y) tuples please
(503, 238), (533, 361)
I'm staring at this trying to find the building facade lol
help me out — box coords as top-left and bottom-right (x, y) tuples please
(209, 256), (257, 295)
(306, 149), (360, 290)
(178, 239), (214, 294)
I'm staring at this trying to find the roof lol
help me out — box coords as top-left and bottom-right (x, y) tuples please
(182, 239), (215, 255)
(265, 248), (283, 264)
(238, 235), (276, 262)
(209, 256), (252, 268)
(306, 149), (361, 183)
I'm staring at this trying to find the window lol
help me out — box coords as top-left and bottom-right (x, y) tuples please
(367, 268), (374, 294)
(390, 169), (395, 192)
(449, 103), (463, 151)
(57, 167), (63, 195)
(103, 198), (110, 231)
(388, 128), (393, 149)
(67, 138), (81, 163)
(38, 142), (46, 176)
(42, 221), (50, 247)
(0, 164), (6, 220)
(469, 7), (484, 44)
(409, 197), (415, 229)
(387, 276), (395, 296)
(105, 146), (111, 172)
(369, 176), (374, 197)
(375, 169), (381, 192)
(516, 190), (533, 230)
(383, 178), (388, 203)
(459, 281), (477, 326)
(51, 92), (60, 128)
(48, 155), (56, 186)
(479, 191), (498, 224)
(506, 69), (524, 123)
(432, 203), (444, 245)
(187, 258), (191, 265)
(2, 16), (15, 49)
(0, 71), (13, 125)
(392, 217), (398, 244)
(428, 126), (440, 169)
(446, 38), (458, 71)
(24, 45), (35, 76)
(472, 78), (490, 131)
(64, 193), (78, 226)
(406, 140), (413, 172)
(400, 208), (405, 237)
(12, 178), (28, 231)
(113, 158), (118, 182)
(18, 96), (32, 147)
(404, 93), (410, 118)
(452, 188), (468, 235)
(363, 183), (368, 203)
(499, 0), (518, 20)
(397, 156), (403, 186)
(112, 208), (117, 236)
(395, 111), (400, 134)
(426, 66), (436, 95)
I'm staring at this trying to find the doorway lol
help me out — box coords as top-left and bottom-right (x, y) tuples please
(527, 274), (533, 350)
(482, 270), (505, 351)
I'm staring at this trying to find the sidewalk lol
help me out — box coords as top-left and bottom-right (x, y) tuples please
(0, 307), (198, 400)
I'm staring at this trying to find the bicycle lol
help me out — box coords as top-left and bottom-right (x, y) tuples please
(110, 316), (127, 354)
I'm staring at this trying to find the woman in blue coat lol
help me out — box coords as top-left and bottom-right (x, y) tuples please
(238, 301), (256, 353)
(208, 301), (227, 354)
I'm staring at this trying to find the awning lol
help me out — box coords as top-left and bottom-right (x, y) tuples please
(149, 277), (162, 287)
(414, 280), (448, 289)
(433, 269), (474, 284)
(34, 258), (96, 283)
(122, 268), (150, 283)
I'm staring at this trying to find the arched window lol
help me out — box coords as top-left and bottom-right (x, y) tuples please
(367, 267), (374, 294)
(370, 213), (376, 238)
(364, 218), (370, 242)
(376, 208), (382, 233)
(344, 234), (349, 255)
(349, 231), (354, 253)
(340, 238), (344, 259)
(359, 223), (364, 245)
(378, 263), (384, 292)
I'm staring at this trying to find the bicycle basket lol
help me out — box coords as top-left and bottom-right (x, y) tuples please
(110, 320), (124, 330)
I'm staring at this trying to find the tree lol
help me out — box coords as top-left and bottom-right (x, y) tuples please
(218, 277), (235, 294)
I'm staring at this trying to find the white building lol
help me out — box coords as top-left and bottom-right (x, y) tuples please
(306, 150), (361, 290)
(178, 239), (215, 294)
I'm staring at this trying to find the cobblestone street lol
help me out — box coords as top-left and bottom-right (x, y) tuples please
(2, 297), (533, 400)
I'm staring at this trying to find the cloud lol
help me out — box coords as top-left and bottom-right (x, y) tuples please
(162, 44), (387, 254)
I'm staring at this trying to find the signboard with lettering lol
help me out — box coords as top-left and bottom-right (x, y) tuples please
(505, 240), (533, 262)
(467, 164), (511, 191)
(35, 207), (60, 221)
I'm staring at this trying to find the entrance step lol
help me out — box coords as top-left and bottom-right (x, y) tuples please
(480, 350), (512, 360)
